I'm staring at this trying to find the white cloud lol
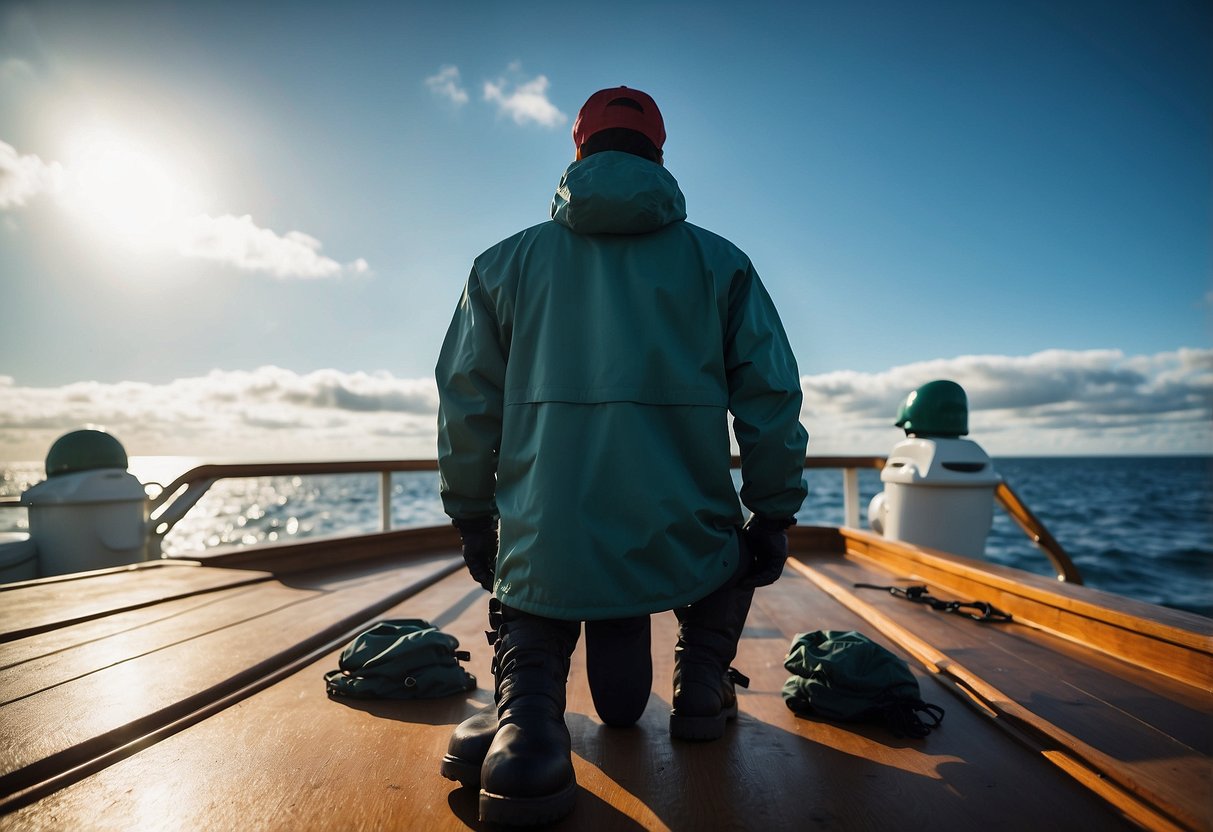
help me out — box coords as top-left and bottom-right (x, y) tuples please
(1, 137), (368, 279)
(0, 140), (65, 209)
(800, 348), (1213, 456)
(176, 213), (369, 279)
(483, 73), (566, 128)
(220, 366), (438, 413)
(425, 65), (468, 105)
(0, 367), (441, 463)
(1, 349), (1208, 465)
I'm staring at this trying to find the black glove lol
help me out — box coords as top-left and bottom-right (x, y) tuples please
(452, 516), (498, 592)
(737, 514), (794, 589)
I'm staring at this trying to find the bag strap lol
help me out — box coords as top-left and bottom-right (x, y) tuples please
(881, 699), (946, 738)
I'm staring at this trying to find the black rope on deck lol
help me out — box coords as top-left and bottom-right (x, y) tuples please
(853, 583), (1013, 623)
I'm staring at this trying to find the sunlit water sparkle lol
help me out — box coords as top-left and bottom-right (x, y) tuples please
(3, 455), (1209, 616)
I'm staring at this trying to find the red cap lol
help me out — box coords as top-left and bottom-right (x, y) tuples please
(572, 86), (666, 151)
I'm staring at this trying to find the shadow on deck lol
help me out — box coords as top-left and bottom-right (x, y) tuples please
(1, 528), (1208, 831)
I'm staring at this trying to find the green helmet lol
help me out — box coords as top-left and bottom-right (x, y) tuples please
(45, 429), (129, 477)
(894, 380), (968, 438)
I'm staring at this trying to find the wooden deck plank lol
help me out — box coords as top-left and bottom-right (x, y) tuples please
(798, 553), (1213, 831)
(0, 552), (460, 794)
(0, 563), (273, 643)
(5, 564), (1135, 831)
(834, 528), (1213, 643)
(837, 528), (1213, 690)
(0, 583), (272, 672)
(809, 554), (1213, 736)
(0, 582), (329, 705)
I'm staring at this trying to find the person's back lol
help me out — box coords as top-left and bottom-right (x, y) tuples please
(440, 129), (806, 621)
(435, 86), (808, 826)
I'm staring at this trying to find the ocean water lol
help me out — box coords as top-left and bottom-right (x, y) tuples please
(2, 456), (1210, 617)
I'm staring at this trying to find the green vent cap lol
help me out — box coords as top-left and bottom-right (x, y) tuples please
(894, 380), (969, 438)
(45, 430), (129, 477)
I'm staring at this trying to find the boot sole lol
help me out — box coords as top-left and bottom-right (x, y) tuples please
(439, 754), (482, 787)
(479, 779), (577, 826)
(669, 701), (738, 741)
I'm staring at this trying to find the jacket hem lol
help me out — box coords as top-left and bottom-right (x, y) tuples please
(493, 566), (737, 621)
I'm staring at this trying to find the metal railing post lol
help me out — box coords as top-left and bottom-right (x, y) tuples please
(380, 471), (392, 532)
(842, 467), (860, 528)
(126, 455), (1079, 584)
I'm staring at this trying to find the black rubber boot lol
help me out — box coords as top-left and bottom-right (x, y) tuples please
(442, 607), (651, 789)
(585, 615), (652, 727)
(669, 581), (754, 741)
(440, 705), (495, 785)
(440, 598), (505, 786)
(478, 605), (580, 826)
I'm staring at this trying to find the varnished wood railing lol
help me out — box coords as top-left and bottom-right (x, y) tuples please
(789, 560), (1204, 829)
(145, 455), (1080, 582)
(995, 480), (1082, 583)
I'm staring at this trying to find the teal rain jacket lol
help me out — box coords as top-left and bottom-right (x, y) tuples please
(436, 151), (808, 620)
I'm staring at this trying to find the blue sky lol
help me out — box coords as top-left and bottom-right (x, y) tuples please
(1, 0), (1209, 462)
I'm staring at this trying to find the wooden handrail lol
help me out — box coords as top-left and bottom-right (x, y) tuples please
(144, 455), (1078, 582)
(995, 481), (1082, 584)
(790, 560), (1193, 831)
(729, 454), (888, 470)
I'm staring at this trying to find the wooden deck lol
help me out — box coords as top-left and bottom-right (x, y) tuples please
(1, 526), (1209, 831)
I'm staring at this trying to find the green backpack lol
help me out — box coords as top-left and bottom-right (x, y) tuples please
(782, 630), (944, 737)
(325, 619), (477, 700)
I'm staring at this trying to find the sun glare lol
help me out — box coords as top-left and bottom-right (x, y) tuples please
(62, 126), (199, 253)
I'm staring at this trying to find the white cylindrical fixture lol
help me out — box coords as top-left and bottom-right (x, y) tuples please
(21, 469), (149, 577)
(875, 437), (1001, 557)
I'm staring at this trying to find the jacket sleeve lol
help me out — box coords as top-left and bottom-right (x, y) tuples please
(725, 264), (809, 519)
(435, 266), (506, 519)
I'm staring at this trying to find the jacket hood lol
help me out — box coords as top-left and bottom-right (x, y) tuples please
(550, 151), (687, 235)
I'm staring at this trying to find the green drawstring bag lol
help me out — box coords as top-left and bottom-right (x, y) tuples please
(325, 619), (477, 700)
(782, 630), (944, 737)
